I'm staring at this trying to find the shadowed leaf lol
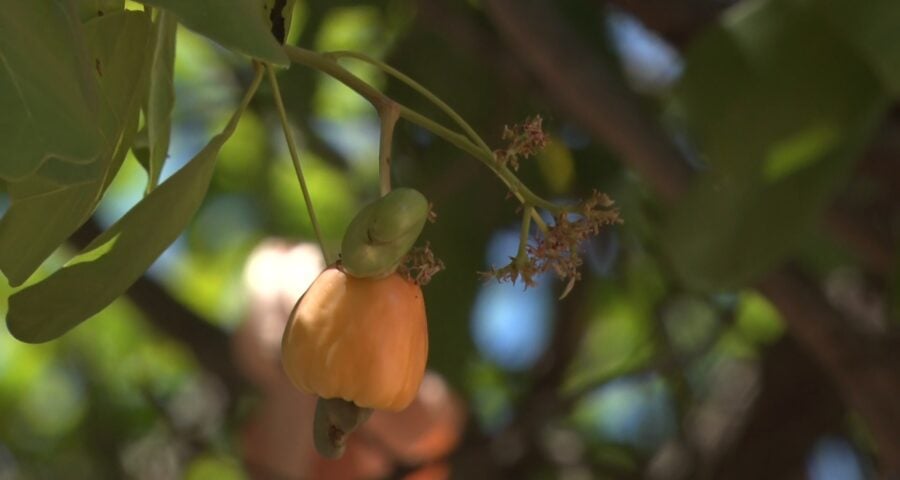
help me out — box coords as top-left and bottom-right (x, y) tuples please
(144, 11), (177, 191)
(0, 11), (152, 285)
(663, 0), (888, 291)
(0, 0), (104, 181)
(135, 0), (288, 65)
(6, 71), (259, 342)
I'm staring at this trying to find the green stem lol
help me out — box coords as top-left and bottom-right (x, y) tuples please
(265, 64), (332, 264)
(378, 102), (400, 196)
(399, 110), (554, 231)
(282, 46), (564, 226)
(398, 105), (558, 218)
(327, 50), (493, 153)
(226, 63), (265, 138)
(516, 206), (534, 265)
(284, 46), (389, 108)
(531, 209), (550, 233)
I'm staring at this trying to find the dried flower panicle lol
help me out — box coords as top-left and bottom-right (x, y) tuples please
(484, 191), (622, 295)
(426, 202), (438, 224)
(494, 116), (549, 170)
(485, 115), (620, 295)
(398, 242), (445, 286)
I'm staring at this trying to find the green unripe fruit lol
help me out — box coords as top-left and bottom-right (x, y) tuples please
(341, 188), (428, 278)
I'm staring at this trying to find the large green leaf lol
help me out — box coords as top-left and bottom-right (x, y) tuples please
(76, 0), (123, 21)
(0, 11), (152, 286)
(144, 11), (178, 191)
(815, 0), (900, 96)
(262, 0), (297, 44)
(6, 71), (261, 343)
(0, 0), (104, 181)
(662, 0), (888, 291)
(135, 0), (288, 65)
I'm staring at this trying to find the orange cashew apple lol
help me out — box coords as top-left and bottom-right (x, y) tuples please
(281, 267), (428, 412)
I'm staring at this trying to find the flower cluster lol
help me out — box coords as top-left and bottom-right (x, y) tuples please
(398, 242), (445, 286)
(484, 191), (622, 295)
(493, 116), (549, 170)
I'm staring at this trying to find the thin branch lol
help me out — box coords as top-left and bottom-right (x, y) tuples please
(757, 266), (900, 471)
(825, 207), (895, 277)
(266, 64), (331, 263)
(378, 101), (400, 196)
(705, 337), (845, 480)
(328, 50), (494, 153)
(284, 45), (564, 218)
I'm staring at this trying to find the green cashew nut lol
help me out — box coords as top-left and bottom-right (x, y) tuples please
(313, 397), (373, 458)
(341, 188), (429, 278)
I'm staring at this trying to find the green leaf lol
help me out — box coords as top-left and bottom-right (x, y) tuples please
(734, 292), (784, 345)
(0, 0), (104, 181)
(76, 0), (123, 21)
(0, 11), (152, 286)
(6, 71), (262, 343)
(144, 11), (177, 192)
(135, 0), (288, 65)
(262, 0), (297, 44)
(185, 455), (246, 480)
(815, 0), (900, 96)
(132, 126), (151, 173)
(662, 0), (888, 291)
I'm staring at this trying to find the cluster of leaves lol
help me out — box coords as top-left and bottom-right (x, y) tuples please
(0, 1), (294, 343)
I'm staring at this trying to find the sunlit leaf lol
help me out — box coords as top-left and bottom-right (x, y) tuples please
(20, 366), (87, 437)
(662, 0), (888, 291)
(184, 455), (246, 480)
(6, 75), (258, 342)
(316, 6), (383, 52)
(0, 11), (152, 286)
(144, 11), (177, 191)
(465, 361), (513, 431)
(135, 0), (288, 65)
(268, 153), (355, 246)
(0, 0), (104, 181)
(312, 6), (386, 119)
(734, 291), (784, 345)
(661, 295), (718, 356)
(761, 124), (839, 182)
(564, 246), (667, 398)
(563, 283), (656, 395)
(214, 110), (266, 191)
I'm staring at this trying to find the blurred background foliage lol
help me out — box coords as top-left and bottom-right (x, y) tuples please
(1, 0), (899, 478)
